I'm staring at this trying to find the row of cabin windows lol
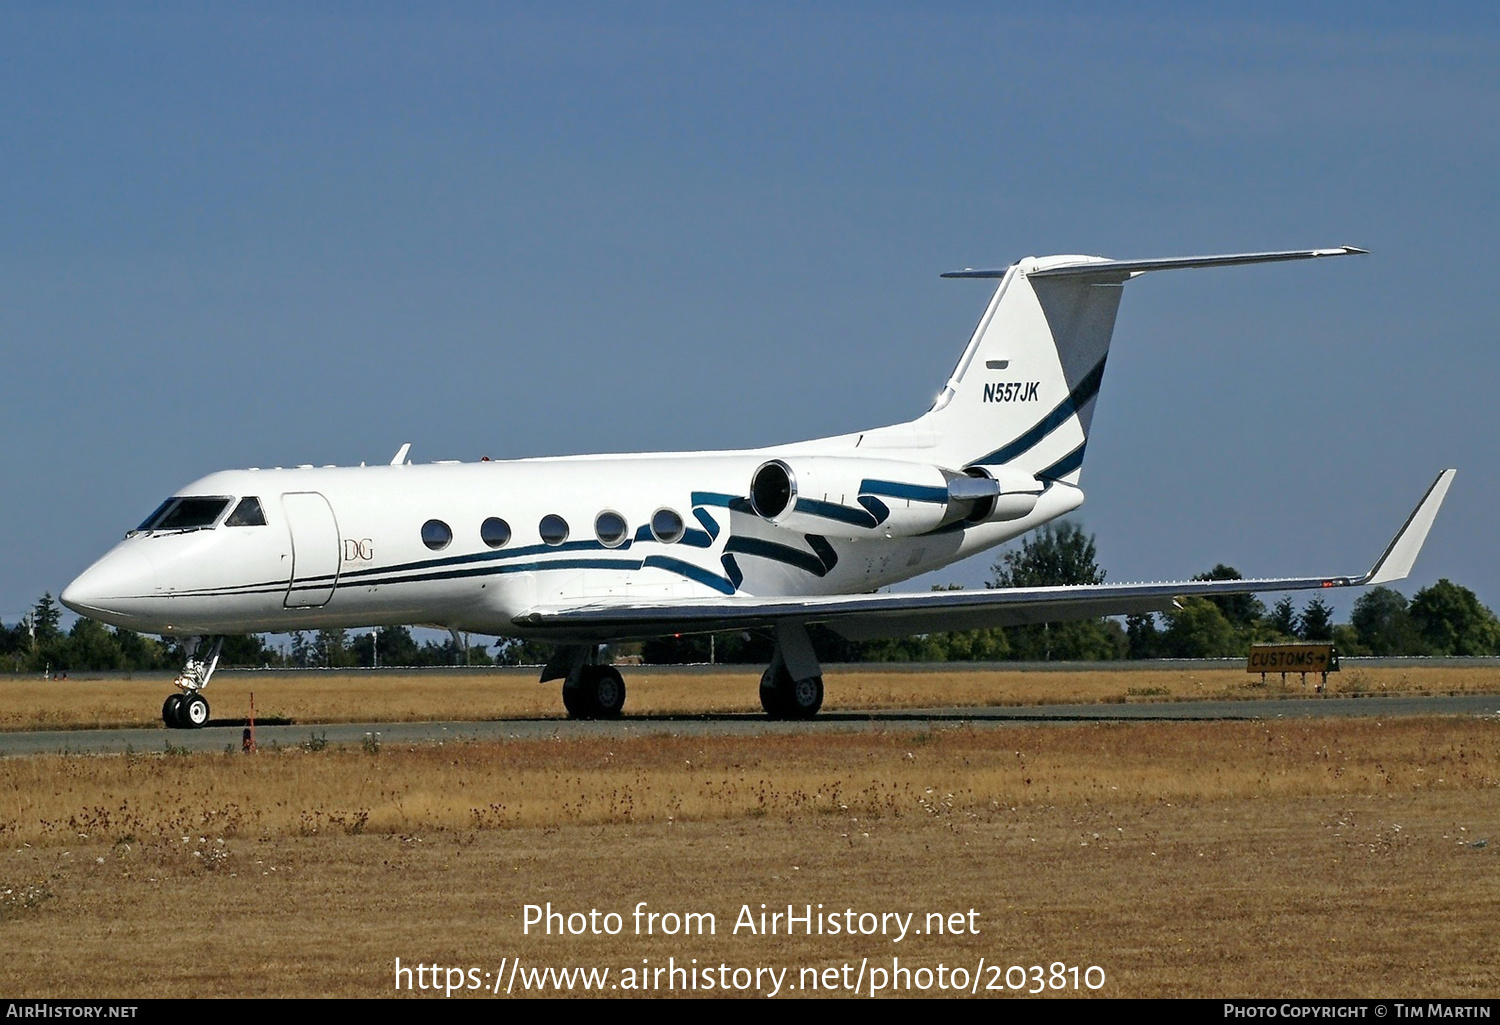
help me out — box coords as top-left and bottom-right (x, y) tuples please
(421, 508), (686, 552)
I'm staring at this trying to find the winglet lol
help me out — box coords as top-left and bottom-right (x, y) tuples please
(1361, 469), (1456, 586)
(390, 442), (412, 466)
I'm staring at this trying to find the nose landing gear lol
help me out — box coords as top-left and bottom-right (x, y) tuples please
(162, 636), (222, 729)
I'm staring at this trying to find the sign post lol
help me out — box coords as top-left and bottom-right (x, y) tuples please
(1247, 643), (1339, 692)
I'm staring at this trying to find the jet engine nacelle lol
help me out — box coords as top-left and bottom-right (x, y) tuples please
(748, 457), (1042, 540)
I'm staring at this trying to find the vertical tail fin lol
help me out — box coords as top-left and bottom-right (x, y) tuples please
(902, 247), (1366, 483)
(916, 255), (1125, 483)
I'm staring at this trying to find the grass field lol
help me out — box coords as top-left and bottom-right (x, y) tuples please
(2, 713), (1497, 998)
(5, 662), (1500, 731)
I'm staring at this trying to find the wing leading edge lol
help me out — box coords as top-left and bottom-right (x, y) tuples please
(513, 470), (1456, 643)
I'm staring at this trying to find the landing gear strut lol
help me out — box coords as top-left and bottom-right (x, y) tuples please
(544, 645), (627, 719)
(163, 636), (222, 729)
(760, 621), (824, 720)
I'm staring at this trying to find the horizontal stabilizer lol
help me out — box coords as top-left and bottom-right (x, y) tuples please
(942, 246), (1367, 280)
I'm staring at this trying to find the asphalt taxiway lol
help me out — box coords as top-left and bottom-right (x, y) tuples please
(2, 693), (1495, 756)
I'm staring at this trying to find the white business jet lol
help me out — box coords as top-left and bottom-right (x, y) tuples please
(62, 247), (1455, 728)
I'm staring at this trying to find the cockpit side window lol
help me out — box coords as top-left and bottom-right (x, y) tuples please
(137, 499), (177, 532)
(139, 497), (233, 532)
(225, 497), (268, 527)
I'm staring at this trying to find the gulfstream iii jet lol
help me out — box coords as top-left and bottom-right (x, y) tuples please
(62, 247), (1455, 728)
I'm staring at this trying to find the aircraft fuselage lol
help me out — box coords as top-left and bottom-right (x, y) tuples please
(62, 452), (1082, 640)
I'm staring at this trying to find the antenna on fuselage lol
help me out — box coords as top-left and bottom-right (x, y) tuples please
(390, 443), (412, 466)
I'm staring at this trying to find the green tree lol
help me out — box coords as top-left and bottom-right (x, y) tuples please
(1331, 623), (1365, 657)
(0, 619), (25, 664)
(288, 631), (317, 667)
(933, 627), (1012, 662)
(219, 634), (274, 667)
(313, 629), (356, 667)
(30, 594), (62, 642)
(1299, 598), (1335, 641)
(112, 628), (169, 670)
(410, 633), (491, 666)
(493, 636), (558, 667)
(357, 626), (422, 667)
(63, 618), (125, 671)
(1160, 598), (1242, 657)
(1409, 580), (1500, 655)
(991, 521), (1105, 588)
(1125, 613), (1163, 659)
(1350, 587), (1422, 655)
(1266, 596), (1299, 638)
(1194, 565), (1265, 628)
(990, 521), (1121, 660)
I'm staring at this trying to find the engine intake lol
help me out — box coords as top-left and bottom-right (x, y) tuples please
(750, 460), (796, 520)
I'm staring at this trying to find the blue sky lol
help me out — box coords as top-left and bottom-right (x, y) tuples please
(3, 3), (1497, 628)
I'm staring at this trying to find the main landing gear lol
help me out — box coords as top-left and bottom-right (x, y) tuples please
(545, 647), (627, 719)
(163, 636), (222, 729)
(542, 621), (827, 721)
(563, 665), (627, 719)
(759, 621), (823, 720)
(759, 665), (824, 719)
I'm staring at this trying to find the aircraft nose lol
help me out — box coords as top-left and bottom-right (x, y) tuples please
(61, 548), (155, 617)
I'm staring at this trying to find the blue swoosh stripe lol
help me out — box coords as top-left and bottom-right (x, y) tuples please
(804, 534), (839, 573)
(856, 495), (890, 525)
(643, 555), (736, 595)
(721, 553), (744, 590)
(1038, 442), (1087, 481)
(974, 356), (1107, 466)
(793, 497), (879, 529)
(724, 536), (829, 578)
(692, 507), (721, 541)
(690, 491), (740, 508)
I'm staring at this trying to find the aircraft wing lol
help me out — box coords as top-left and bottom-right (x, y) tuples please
(513, 470), (1455, 643)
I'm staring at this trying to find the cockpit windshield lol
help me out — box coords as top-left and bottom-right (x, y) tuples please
(135, 496), (233, 533)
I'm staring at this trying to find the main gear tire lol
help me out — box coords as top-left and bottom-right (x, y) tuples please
(563, 666), (628, 719)
(759, 664), (822, 719)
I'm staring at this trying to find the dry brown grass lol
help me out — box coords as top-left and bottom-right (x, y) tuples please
(1, 718), (1497, 997)
(5, 663), (1499, 731)
(4, 718), (1497, 841)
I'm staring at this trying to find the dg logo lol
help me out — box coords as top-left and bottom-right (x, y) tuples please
(343, 538), (374, 562)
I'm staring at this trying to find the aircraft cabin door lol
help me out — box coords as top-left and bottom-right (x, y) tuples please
(282, 492), (341, 608)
